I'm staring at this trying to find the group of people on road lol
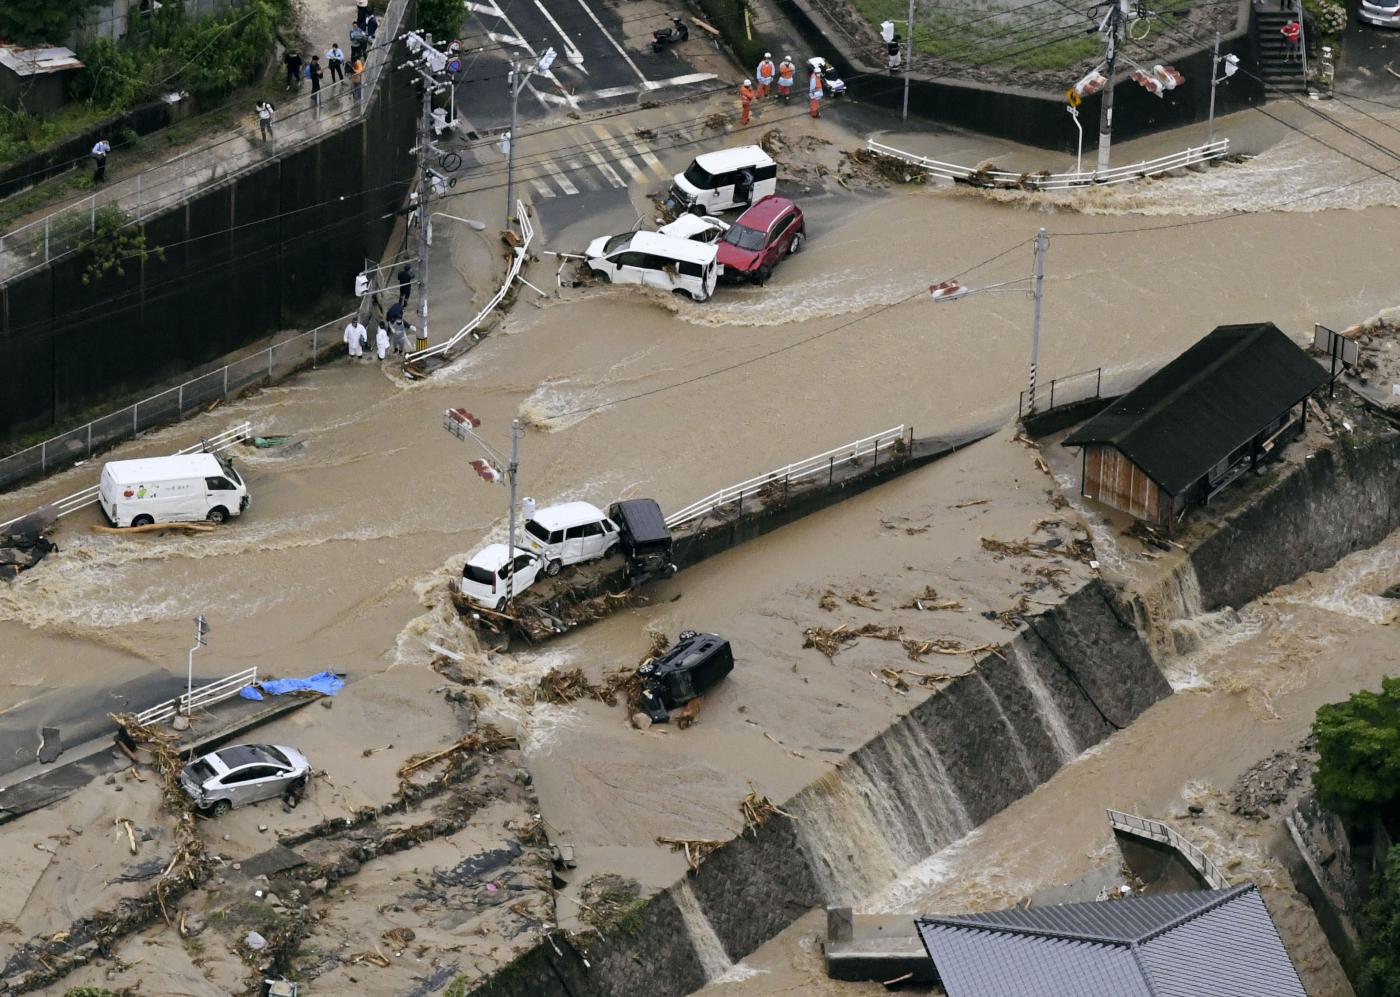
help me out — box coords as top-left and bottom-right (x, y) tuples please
(279, 5), (376, 113)
(740, 54), (821, 124)
(344, 263), (418, 361)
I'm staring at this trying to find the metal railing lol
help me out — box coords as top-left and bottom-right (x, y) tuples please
(665, 425), (908, 530)
(0, 310), (355, 494)
(405, 200), (535, 366)
(0, 421), (251, 533)
(0, 0), (408, 286)
(867, 137), (1231, 190)
(135, 666), (258, 726)
(1107, 808), (1230, 890)
(1019, 367), (1104, 419)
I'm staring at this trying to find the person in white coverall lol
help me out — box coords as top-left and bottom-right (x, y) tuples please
(344, 318), (366, 358)
(375, 323), (390, 360)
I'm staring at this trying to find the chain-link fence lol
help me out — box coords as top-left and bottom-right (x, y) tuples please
(0, 312), (355, 493)
(0, 0), (408, 285)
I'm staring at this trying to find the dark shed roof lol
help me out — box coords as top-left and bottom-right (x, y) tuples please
(1063, 323), (1327, 496)
(917, 884), (1307, 997)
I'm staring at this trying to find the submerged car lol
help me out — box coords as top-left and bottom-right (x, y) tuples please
(716, 196), (805, 285)
(460, 544), (542, 610)
(638, 631), (734, 722)
(179, 743), (311, 816)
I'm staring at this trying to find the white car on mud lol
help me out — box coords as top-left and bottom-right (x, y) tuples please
(460, 544), (543, 610)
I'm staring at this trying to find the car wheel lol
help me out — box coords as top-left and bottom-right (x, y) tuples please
(590, 267), (612, 283)
(131, 515), (154, 528)
(207, 506), (228, 524)
(789, 231), (805, 254)
(752, 265), (772, 285)
(546, 559), (561, 576)
(210, 799), (232, 817)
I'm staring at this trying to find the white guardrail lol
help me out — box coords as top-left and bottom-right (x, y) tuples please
(867, 138), (1230, 190)
(1107, 808), (1230, 890)
(405, 200), (535, 366)
(665, 425), (907, 531)
(0, 421), (251, 533)
(135, 666), (259, 727)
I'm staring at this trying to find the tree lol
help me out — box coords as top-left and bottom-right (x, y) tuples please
(1361, 848), (1400, 997)
(417, 0), (466, 42)
(1312, 676), (1400, 822)
(0, 0), (99, 46)
(76, 207), (164, 285)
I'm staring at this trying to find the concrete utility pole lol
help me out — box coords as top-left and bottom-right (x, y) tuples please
(505, 48), (556, 224)
(1096, 0), (1130, 174)
(902, 0), (915, 120)
(1028, 227), (1046, 413)
(505, 419), (522, 606)
(416, 78), (432, 347)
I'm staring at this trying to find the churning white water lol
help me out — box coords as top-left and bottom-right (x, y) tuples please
(1007, 645), (1079, 763)
(673, 880), (734, 982)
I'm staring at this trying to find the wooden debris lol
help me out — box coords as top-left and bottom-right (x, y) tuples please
(899, 586), (961, 611)
(351, 949), (392, 968)
(740, 788), (792, 837)
(361, 743), (394, 758)
(845, 590), (880, 610)
(656, 836), (724, 873)
(382, 927), (415, 949)
(951, 498), (990, 509)
(1125, 520), (1184, 552)
(818, 590), (839, 611)
(117, 817), (138, 855)
(399, 725), (516, 777)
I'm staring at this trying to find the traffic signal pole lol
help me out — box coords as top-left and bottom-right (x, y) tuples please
(1096, 0), (1129, 174)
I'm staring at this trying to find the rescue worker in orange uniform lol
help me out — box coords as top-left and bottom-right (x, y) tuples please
(740, 78), (755, 125)
(808, 69), (823, 118)
(776, 55), (795, 102)
(755, 53), (775, 100)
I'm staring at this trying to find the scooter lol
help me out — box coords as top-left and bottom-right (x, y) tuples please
(652, 16), (689, 52)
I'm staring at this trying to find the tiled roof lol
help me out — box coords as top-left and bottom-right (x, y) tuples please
(917, 884), (1308, 997)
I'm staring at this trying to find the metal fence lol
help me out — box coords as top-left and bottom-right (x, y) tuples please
(1107, 808), (1230, 890)
(665, 425), (908, 530)
(136, 666), (258, 727)
(0, 0), (408, 285)
(1019, 367), (1105, 420)
(0, 310), (354, 494)
(867, 137), (1231, 190)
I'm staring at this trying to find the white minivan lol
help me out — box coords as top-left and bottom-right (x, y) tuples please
(585, 231), (719, 302)
(99, 452), (249, 528)
(667, 146), (778, 215)
(522, 501), (619, 575)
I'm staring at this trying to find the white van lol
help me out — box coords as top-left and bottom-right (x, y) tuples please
(99, 452), (249, 528)
(667, 146), (778, 215)
(522, 501), (619, 574)
(585, 231), (719, 302)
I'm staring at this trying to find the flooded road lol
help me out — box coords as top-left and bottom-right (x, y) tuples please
(2, 97), (1398, 993)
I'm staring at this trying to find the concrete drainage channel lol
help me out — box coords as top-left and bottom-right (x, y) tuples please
(467, 417), (1400, 997)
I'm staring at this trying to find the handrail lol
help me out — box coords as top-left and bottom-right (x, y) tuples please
(405, 200), (534, 366)
(867, 138), (1231, 190)
(1107, 808), (1230, 890)
(135, 665), (259, 726)
(0, 421), (250, 533)
(665, 425), (906, 530)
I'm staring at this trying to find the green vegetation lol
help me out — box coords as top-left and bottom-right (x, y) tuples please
(1312, 676), (1400, 822)
(0, 0), (100, 46)
(418, 0), (468, 40)
(1303, 0), (1348, 35)
(443, 976), (470, 997)
(696, 0), (766, 69)
(1361, 848), (1400, 997)
(76, 206), (164, 285)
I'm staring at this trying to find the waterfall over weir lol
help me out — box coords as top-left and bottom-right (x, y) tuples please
(1007, 645), (1080, 764)
(673, 880), (734, 982)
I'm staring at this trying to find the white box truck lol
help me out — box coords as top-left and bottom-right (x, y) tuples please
(99, 453), (249, 528)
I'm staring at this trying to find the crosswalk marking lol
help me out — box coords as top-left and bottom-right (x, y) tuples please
(589, 126), (643, 181)
(542, 160), (579, 195)
(529, 178), (556, 198)
(584, 147), (626, 188)
(568, 159), (601, 192)
(623, 132), (669, 181)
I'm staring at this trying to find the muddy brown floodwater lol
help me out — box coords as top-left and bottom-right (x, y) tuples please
(1, 102), (1398, 994)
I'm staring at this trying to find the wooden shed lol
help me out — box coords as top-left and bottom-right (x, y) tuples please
(1063, 323), (1328, 528)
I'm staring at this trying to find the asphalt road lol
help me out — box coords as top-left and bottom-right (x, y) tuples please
(1336, 12), (1400, 96)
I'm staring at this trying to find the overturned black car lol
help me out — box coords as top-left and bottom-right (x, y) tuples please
(639, 631), (734, 723)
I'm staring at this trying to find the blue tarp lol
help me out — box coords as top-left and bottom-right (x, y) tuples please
(238, 671), (345, 701)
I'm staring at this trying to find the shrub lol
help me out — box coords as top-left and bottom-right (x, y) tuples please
(1312, 676), (1400, 822)
(76, 206), (165, 285)
(1303, 0), (1348, 34)
(418, 0), (468, 40)
(1360, 848), (1400, 997)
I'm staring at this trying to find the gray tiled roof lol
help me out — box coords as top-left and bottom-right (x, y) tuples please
(917, 884), (1308, 997)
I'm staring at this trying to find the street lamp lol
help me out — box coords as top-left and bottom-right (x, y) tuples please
(505, 47), (556, 224)
(443, 409), (524, 609)
(427, 211), (486, 246)
(1206, 33), (1238, 146)
(930, 228), (1048, 415)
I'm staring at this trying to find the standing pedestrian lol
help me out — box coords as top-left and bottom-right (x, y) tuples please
(886, 36), (902, 73)
(351, 56), (365, 102)
(366, 10), (379, 42)
(739, 79), (754, 125)
(1281, 19), (1301, 60)
(375, 323), (390, 360)
(755, 53), (775, 100)
(255, 99), (275, 142)
(326, 43), (345, 83)
(391, 319), (409, 355)
(808, 70), (823, 118)
(344, 317), (367, 358)
(396, 263), (415, 308)
(349, 23), (368, 64)
(777, 55), (795, 102)
(357, 0), (370, 28)
(386, 300), (404, 328)
(308, 55), (323, 107)
(284, 49), (303, 89)
(91, 138), (111, 182)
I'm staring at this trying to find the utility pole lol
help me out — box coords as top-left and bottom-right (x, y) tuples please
(902, 0), (915, 120)
(1028, 227), (1046, 413)
(1096, 0), (1129, 174)
(505, 419), (521, 605)
(416, 77), (432, 349)
(505, 49), (555, 225)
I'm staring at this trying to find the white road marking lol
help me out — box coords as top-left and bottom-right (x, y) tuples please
(479, 4), (577, 111)
(583, 148), (626, 187)
(487, 30), (529, 48)
(577, 73), (720, 102)
(646, 72), (719, 90)
(533, 0), (588, 74)
(584, 84), (638, 100)
(543, 160), (580, 195)
(622, 131), (668, 179)
(530, 177), (557, 198)
(466, 1), (503, 14)
(568, 159), (600, 191)
(535, 89), (570, 106)
(589, 126), (643, 180)
(571, 0), (648, 83)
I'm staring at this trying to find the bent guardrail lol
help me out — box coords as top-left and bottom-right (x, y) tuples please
(867, 137), (1231, 190)
(0, 421), (250, 533)
(404, 200), (535, 368)
(665, 425), (908, 530)
(135, 666), (259, 727)
(1107, 808), (1230, 890)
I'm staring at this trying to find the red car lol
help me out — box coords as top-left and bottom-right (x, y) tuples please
(716, 195), (805, 285)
